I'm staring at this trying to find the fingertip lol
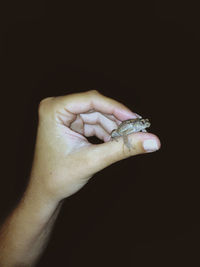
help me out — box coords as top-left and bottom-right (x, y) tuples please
(143, 139), (160, 153)
(114, 108), (142, 121)
(128, 132), (161, 153)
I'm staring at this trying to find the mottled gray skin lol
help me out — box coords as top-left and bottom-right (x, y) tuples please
(111, 118), (151, 150)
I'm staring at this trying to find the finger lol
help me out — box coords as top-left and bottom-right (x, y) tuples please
(82, 111), (122, 125)
(55, 90), (139, 122)
(80, 112), (118, 134)
(101, 114), (122, 126)
(70, 115), (84, 134)
(84, 132), (161, 173)
(84, 124), (110, 142)
(70, 112), (121, 135)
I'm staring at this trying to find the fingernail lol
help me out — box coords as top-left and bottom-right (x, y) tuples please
(129, 113), (142, 119)
(143, 139), (159, 152)
(135, 113), (142, 118)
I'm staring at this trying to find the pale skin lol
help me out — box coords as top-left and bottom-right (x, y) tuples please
(0, 90), (161, 266)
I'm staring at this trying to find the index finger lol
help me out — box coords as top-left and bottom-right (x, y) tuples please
(56, 90), (139, 121)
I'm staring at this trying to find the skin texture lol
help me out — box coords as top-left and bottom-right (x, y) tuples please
(0, 90), (161, 266)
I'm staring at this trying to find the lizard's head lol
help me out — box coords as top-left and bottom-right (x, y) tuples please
(139, 118), (151, 129)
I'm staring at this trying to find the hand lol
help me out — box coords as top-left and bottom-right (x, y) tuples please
(28, 90), (160, 202)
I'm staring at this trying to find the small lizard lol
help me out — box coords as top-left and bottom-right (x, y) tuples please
(111, 118), (151, 150)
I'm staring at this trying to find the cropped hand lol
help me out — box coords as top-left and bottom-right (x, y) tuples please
(29, 90), (160, 202)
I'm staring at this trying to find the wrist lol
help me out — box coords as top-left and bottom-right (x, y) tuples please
(20, 180), (63, 221)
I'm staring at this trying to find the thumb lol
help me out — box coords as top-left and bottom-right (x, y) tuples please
(87, 132), (161, 173)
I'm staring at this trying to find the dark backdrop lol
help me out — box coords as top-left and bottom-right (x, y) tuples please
(0, 1), (199, 266)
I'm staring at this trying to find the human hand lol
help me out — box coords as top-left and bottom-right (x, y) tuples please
(28, 90), (160, 202)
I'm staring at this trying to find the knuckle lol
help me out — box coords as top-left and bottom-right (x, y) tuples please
(38, 97), (54, 116)
(87, 89), (100, 95)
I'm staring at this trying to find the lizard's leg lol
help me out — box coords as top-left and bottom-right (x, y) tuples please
(122, 134), (132, 151)
(111, 136), (119, 142)
(142, 129), (147, 132)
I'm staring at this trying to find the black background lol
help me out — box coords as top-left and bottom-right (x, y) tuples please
(0, 1), (199, 266)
